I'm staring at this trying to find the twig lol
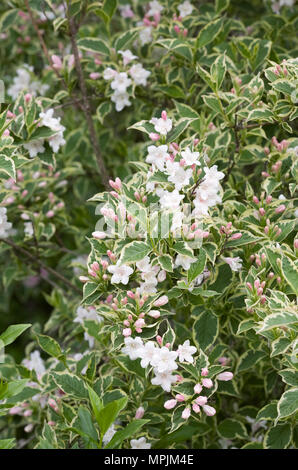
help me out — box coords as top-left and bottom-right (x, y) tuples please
(67, 10), (110, 188)
(1, 238), (82, 294)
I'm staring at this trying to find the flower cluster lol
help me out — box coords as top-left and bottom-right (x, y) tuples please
(103, 50), (150, 111)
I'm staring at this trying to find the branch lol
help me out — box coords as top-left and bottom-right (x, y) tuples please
(1, 238), (82, 295)
(67, 11), (110, 189)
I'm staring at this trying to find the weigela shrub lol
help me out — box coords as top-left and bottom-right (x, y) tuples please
(0, 0), (297, 450)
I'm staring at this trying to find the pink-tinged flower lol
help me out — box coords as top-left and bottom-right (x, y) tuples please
(222, 256), (243, 272)
(202, 378), (213, 389)
(294, 239), (298, 250)
(194, 383), (203, 394)
(217, 372), (234, 381)
(201, 367), (209, 376)
(135, 406), (145, 418)
(195, 396), (208, 406)
(148, 309), (160, 319)
(9, 406), (23, 415)
(202, 405), (216, 416)
(182, 407), (191, 419)
(164, 399), (177, 410)
(48, 398), (59, 413)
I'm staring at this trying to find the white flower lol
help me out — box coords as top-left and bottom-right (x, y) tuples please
(23, 139), (45, 158)
(136, 256), (152, 273)
(175, 254), (196, 271)
(151, 369), (177, 392)
(103, 424), (117, 446)
(223, 256), (243, 272)
(181, 147), (200, 166)
(24, 222), (34, 237)
(178, 0), (194, 18)
(22, 350), (46, 379)
(74, 306), (102, 324)
(111, 90), (131, 112)
(193, 165), (224, 217)
(177, 340), (197, 363)
(129, 63), (151, 86)
(139, 26), (153, 46)
(138, 341), (157, 368)
(146, 145), (169, 171)
(119, 49), (137, 66)
(152, 117), (173, 136)
(103, 67), (117, 80)
(111, 72), (132, 93)
(121, 336), (144, 360)
(108, 262), (133, 284)
(130, 437), (151, 449)
(0, 207), (12, 238)
(7, 65), (49, 100)
(119, 4), (134, 18)
(48, 130), (65, 153)
(147, 0), (164, 16)
(166, 161), (193, 190)
(158, 189), (184, 210)
(39, 109), (63, 132)
(151, 347), (178, 373)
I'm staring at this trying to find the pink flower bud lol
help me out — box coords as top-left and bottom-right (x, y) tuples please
(51, 54), (62, 70)
(24, 93), (32, 103)
(149, 132), (160, 141)
(127, 290), (135, 299)
(230, 232), (242, 240)
(89, 72), (100, 80)
(275, 205), (285, 214)
(176, 394), (185, 402)
(9, 406), (23, 415)
(246, 282), (252, 290)
(23, 409), (33, 417)
(192, 403), (200, 413)
(294, 240), (298, 250)
(46, 210), (54, 218)
(202, 378), (213, 389)
(161, 110), (167, 120)
(153, 295), (168, 307)
(253, 196), (259, 204)
(156, 335), (162, 345)
(48, 398), (59, 413)
(259, 208), (265, 216)
(135, 406), (145, 418)
(201, 367), (209, 377)
(164, 399), (177, 410)
(194, 383), (203, 394)
(182, 407), (191, 420)
(195, 396), (208, 406)
(217, 372), (233, 381)
(202, 405), (216, 416)
(135, 318), (145, 329)
(148, 309), (160, 319)
(92, 231), (107, 240)
(123, 328), (132, 337)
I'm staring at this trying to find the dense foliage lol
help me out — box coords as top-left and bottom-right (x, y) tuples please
(0, 0), (297, 450)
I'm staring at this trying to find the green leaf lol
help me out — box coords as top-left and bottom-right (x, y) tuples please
(0, 155), (16, 180)
(264, 423), (292, 449)
(77, 406), (99, 448)
(51, 372), (89, 399)
(281, 256), (298, 295)
(216, 0), (230, 13)
(120, 241), (151, 264)
(0, 379), (28, 400)
(35, 332), (62, 359)
(158, 254), (173, 272)
(0, 438), (16, 449)
(218, 419), (247, 439)
(196, 17), (224, 49)
(105, 419), (149, 449)
(211, 54), (226, 90)
(256, 402), (278, 422)
(173, 241), (194, 258)
(237, 350), (266, 373)
(279, 369), (298, 387)
(258, 311), (298, 332)
(77, 37), (110, 56)
(87, 385), (103, 429)
(188, 249), (206, 283)
(192, 309), (219, 351)
(156, 84), (185, 99)
(277, 388), (298, 420)
(0, 324), (31, 347)
(97, 397), (128, 437)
